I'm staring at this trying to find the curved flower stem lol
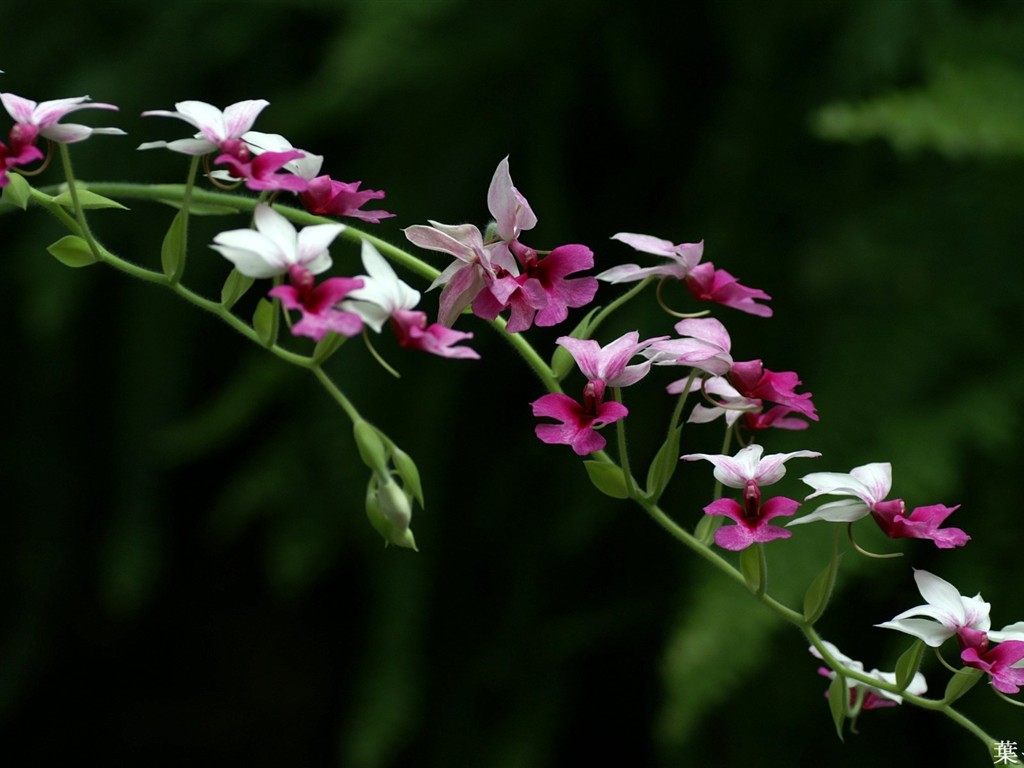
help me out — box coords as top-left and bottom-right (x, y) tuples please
(586, 277), (653, 338)
(611, 387), (638, 499)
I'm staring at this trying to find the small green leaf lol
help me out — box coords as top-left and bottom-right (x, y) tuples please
(694, 512), (722, 544)
(802, 553), (843, 624)
(827, 672), (847, 741)
(52, 188), (128, 210)
(157, 198), (239, 216)
(583, 460), (629, 499)
(220, 268), (255, 309)
(2, 172), (31, 210)
(645, 424), (683, 501)
(739, 545), (765, 593)
(894, 639), (925, 692)
(391, 446), (424, 508)
(550, 305), (602, 380)
(943, 667), (983, 704)
(46, 235), (98, 268)
(160, 209), (189, 281)
(252, 298), (277, 347)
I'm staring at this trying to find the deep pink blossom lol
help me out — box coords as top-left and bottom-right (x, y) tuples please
(214, 149), (310, 192)
(684, 262), (773, 317)
(0, 138), (43, 187)
(728, 360), (817, 421)
(961, 641), (1024, 695)
(703, 481), (800, 550)
(870, 502), (971, 549)
(391, 309), (479, 359)
(268, 266), (364, 341)
(300, 176), (394, 222)
(532, 380), (628, 455)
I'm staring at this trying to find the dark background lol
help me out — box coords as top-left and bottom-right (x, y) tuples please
(2, 1), (1023, 765)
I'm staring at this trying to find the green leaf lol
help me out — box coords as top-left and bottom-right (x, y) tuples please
(738, 545), (764, 594)
(645, 423), (683, 501)
(46, 235), (98, 268)
(2, 172), (31, 210)
(52, 188), (128, 210)
(943, 667), (983, 704)
(157, 198), (240, 216)
(827, 672), (847, 741)
(802, 553), (842, 624)
(694, 512), (722, 545)
(391, 446), (424, 508)
(583, 460), (629, 499)
(252, 298), (278, 347)
(550, 305), (602, 380)
(894, 639), (925, 692)
(160, 209), (188, 281)
(220, 268), (255, 309)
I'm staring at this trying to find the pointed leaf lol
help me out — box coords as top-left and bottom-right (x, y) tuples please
(827, 672), (847, 741)
(220, 268), (255, 309)
(52, 188), (128, 210)
(2, 172), (31, 210)
(803, 553), (843, 624)
(313, 331), (347, 364)
(158, 198), (239, 216)
(694, 512), (722, 545)
(160, 209), (188, 281)
(46, 235), (97, 268)
(645, 424), (684, 501)
(252, 298), (278, 347)
(943, 667), (983, 704)
(894, 639), (925, 692)
(353, 420), (389, 476)
(583, 460), (629, 499)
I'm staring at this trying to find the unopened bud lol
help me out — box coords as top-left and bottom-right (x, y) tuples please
(365, 476), (417, 551)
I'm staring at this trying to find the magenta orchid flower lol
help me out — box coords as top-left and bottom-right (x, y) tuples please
(342, 241), (478, 359)
(532, 380), (628, 456)
(961, 642), (1024, 695)
(138, 99), (270, 155)
(214, 148), (311, 192)
(876, 570), (991, 649)
(209, 204), (345, 279)
(702, 483), (800, 550)
(683, 262), (772, 317)
(598, 233), (705, 282)
(788, 462), (968, 547)
(556, 331), (666, 388)
(268, 267), (364, 341)
(728, 360), (817, 421)
(811, 641), (927, 710)
(1, 93), (126, 145)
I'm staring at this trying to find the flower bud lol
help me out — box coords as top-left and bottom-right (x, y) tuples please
(365, 476), (417, 550)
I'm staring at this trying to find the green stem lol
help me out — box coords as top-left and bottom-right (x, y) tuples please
(612, 387), (638, 499)
(586, 277), (653, 338)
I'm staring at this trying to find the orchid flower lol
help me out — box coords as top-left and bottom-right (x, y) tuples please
(684, 262), (773, 317)
(961, 642), (1024, 695)
(532, 380), (628, 456)
(701, 483), (800, 550)
(209, 203), (345, 279)
(138, 99), (270, 155)
(876, 569), (991, 649)
(681, 443), (821, 489)
(1, 93), (125, 145)
(598, 233), (705, 282)
(342, 241), (478, 359)
(556, 331), (667, 388)
(644, 317), (734, 376)
(268, 268), (364, 342)
(487, 155), (537, 244)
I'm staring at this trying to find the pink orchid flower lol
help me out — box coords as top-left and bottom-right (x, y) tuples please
(268, 267), (364, 341)
(682, 443), (821, 488)
(342, 241), (479, 360)
(645, 317), (734, 377)
(684, 262), (772, 317)
(1, 93), (125, 145)
(811, 641), (927, 710)
(557, 331), (667, 388)
(532, 380), (628, 455)
(598, 233), (705, 282)
(876, 570), (991, 649)
(961, 641), (1024, 695)
(138, 99), (270, 155)
(702, 482), (800, 550)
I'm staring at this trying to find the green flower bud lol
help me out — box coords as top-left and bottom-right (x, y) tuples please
(365, 476), (417, 551)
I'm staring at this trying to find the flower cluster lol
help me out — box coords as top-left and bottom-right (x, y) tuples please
(404, 157), (598, 332)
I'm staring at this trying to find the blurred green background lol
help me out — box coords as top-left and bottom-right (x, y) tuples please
(3, 0), (1023, 764)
